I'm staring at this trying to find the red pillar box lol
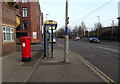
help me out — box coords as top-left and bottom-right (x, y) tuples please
(20, 37), (31, 62)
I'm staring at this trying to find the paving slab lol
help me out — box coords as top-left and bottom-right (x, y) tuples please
(2, 44), (43, 82)
(30, 49), (102, 82)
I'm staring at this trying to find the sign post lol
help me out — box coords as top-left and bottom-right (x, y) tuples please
(44, 26), (47, 58)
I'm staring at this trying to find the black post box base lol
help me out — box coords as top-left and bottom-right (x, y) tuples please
(22, 57), (31, 62)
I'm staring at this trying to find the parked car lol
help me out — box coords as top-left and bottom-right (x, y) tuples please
(74, 37), (80, 41)
(90, 37), (100, 43)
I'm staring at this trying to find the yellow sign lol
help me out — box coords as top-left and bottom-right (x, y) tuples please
(44, 20), (58, 30)
(44, 20), (57, 25)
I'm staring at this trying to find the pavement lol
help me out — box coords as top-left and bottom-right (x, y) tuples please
(1, 43), (105, 83)
(30, 49), (103, 82)
(2, 44), (43, 83)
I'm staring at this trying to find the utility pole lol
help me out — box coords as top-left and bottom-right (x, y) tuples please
(64, 0), (69, 62)
(0, 26), (1, 56)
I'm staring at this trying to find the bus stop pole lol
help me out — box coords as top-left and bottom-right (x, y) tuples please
(51, 29), (54, 58)
(44, 26), (47, 58)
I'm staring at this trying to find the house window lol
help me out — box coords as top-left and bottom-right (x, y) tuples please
(22, 20), (28, 30)
(2, 26), (14, 42)
(22, 7), (27, 17)
(22, 0), (27, 3)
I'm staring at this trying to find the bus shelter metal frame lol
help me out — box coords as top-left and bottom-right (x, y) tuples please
(44, 20), (57, 58)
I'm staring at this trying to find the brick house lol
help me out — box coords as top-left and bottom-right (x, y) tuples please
(16, 0), (43, 43)
(0, 2), (20, 55)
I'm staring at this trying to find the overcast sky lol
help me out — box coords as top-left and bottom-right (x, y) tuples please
(40, 0), (119, 30)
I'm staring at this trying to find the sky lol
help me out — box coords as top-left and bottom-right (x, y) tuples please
(39, 0), (119, 31)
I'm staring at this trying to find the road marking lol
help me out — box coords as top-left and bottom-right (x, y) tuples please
(58, 44), (64, 47)
(95, 49), (111, 54)
(98, 47), (118, 52)
(70, 42), (90, 48)
(69, 50), (116, 84)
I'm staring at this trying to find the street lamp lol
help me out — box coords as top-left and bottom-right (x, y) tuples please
(64, 0), (69, 62)
(46, 14), (49, 21)
(97, 16), (100, 38)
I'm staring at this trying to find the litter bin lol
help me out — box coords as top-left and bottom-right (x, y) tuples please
(20, 37), (31, 62)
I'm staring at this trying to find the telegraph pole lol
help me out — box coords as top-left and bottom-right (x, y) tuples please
(64, 0), (69, 62)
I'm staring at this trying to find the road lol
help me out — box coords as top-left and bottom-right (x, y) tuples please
(56, 39), (119, 82)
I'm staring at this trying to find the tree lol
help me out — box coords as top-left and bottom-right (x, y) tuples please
(68, 28), (73, 39)
(74, 25), (79, 37)
(55, 28), (65, 38)
(81, 21), (87, 38)
(94, 22), (102, 38)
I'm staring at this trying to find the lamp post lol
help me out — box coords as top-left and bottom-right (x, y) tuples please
(97, 16), (100, 38)
(46, 14), (49, 20)
(64, 0), (69, 62)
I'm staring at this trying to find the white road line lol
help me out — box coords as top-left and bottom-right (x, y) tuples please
(70, 43), (90, 48)
(58, 44), (64, 47)
(95, 49), (111, 54)
(98, 47), (118, 52)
